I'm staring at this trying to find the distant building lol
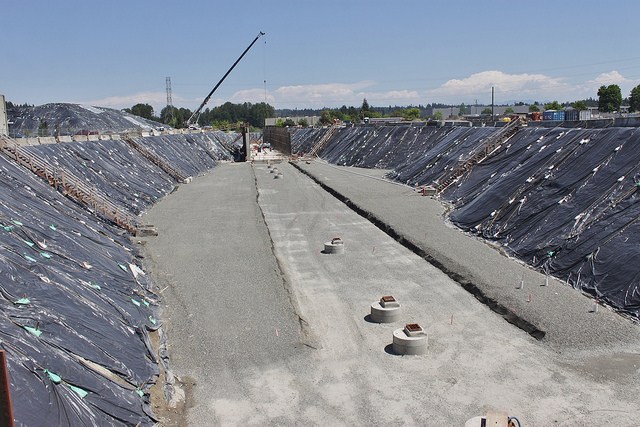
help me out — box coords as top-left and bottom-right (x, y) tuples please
(265, 116), (320, 127)
(366, 117), (405, 124)
(432, 104), (532, 119)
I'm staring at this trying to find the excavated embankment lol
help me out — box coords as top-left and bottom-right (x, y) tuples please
(0, 131), (234, 425)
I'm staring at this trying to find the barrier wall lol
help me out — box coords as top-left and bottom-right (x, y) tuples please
(263, 126), (291, 155)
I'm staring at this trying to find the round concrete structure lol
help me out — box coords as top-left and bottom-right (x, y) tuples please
(370, 295), (401, 323)
(392, 323), (428, 355)
(323, 237), (345, 254)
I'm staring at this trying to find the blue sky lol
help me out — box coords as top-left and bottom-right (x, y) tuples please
(2, 0), (640, 113)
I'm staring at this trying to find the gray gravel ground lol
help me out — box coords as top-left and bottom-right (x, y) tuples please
(294, 160), (640, 352)
(142, 160), (640, 426)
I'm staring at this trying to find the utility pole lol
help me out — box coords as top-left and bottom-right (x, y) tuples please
(491, 86), (495, 122)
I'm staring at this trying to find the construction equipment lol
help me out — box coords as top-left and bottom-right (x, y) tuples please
(186, 31), (265, 127)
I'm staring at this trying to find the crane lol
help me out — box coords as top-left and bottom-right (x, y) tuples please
(186, 31), (265, 127)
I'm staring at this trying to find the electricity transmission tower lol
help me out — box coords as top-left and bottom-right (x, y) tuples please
(165, 77), (174, 123)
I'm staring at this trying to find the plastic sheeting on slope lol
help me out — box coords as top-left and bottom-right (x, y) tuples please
(7, 103), (166, 137)
(130, 132), (234, 179)
(442, 127), (640, 318)
(1, 131), (235, 425)
(291, 124), (640, 320)
(292, 123), (495, 175)
(0, 154), (158, 426)
(22, 139), (175, 216)
(22, 132), (234, 216)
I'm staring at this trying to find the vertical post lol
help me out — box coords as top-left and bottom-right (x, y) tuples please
(0, 350), (15, 427)
(491, 86), (495, 122)
(241, 124), (249, 162)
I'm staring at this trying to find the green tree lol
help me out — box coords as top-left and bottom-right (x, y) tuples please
(458, 103), (468, 116)
(403, 107), (421, 121)
(571, 100), (588, 110)
(597, 84), (622, 112)
(130, 103), (155, 120)
(629, 84), (640, 112)
(504, 107), (515, 114)
(359, 98), (373, 121)
(434, 111), (443, 120)
(283, 118), (296, 127)
(481, 107), (492, 115)
(38, 120), (49, 137)
(361, 98), (370, 113)
(297, 118), (309, 127)
(528, 104), (540, 112)
(544, 101), (563, 110)
(160, 106), (174, 124)
(319, 110), (334, 125)
(167, 107), (192, 128)
(275, 119), (285, 127)
(212, 120), (231, 130)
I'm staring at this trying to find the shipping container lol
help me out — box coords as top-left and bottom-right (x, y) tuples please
(543, 110), (565, 121)
(564, 109), (579, 121)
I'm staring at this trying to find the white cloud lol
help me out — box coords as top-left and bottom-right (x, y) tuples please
(224, 81), (420, 108)
(80, 91), (194, 114)
(426, 70), (568, 103)
(272, 81), (376, 107)
(227, 88), (274, 105)
(587, 70), (630, 87)
(572, 70), (639, 99)
(79, 70), (640, 112)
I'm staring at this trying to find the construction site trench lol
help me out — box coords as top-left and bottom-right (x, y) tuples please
(142, 159), (640, 426)
(1, 120), (640, 426)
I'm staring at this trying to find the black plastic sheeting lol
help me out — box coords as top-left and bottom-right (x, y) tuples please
(0, 132), (235, 425)
(21, 133), (234, 216)
(7, 103), (166, 137)
(292, 124), (640, 320)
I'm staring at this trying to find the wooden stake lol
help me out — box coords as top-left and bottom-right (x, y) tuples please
(0, 350), (15, 427)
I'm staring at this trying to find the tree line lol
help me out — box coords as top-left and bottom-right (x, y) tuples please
(123, 101), (275, 130)
(123, 83), (640, 128)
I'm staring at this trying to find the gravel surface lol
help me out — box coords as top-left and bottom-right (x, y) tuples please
(141, 163), (304, 426)
(294, 160), (640, 353)
(141, 160), (640, 426)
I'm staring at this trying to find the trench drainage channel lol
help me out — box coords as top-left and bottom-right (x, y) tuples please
(291, 161), (546, 341)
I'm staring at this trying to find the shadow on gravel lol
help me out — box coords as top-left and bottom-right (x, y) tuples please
(384, 344), (400, 356)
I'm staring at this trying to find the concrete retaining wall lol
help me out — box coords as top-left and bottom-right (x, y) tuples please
(38, 137), (56, 144)
(263, 126), (291, 155)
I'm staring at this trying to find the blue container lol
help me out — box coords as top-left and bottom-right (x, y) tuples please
(543, 110), (565, 121)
